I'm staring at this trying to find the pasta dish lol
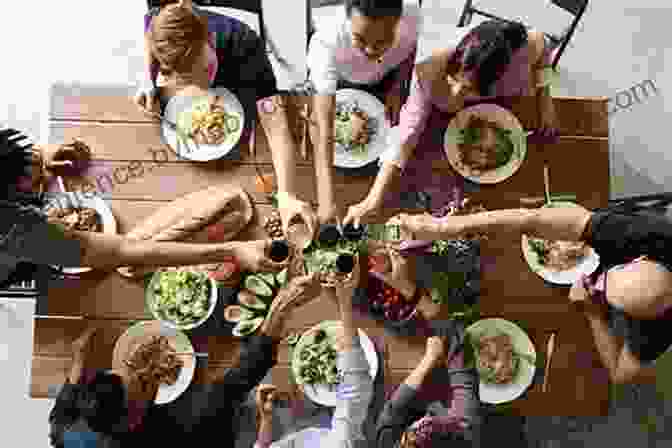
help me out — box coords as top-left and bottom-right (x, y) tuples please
(186, 97), (241, 145)
(476, 332), (518, 384)
(124, 336), (183, 387)
(47, 207), (101, 232)
(528, 238), (588, 271)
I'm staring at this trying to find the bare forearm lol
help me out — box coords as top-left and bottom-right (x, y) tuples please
(340, 300), (357, 349)
(313, 94), (336, 204)
(257, 98), (300, 194)
(404, 355), (439, 389)
(367, 162), (401, 205)
(444, 206), (592, 241)
(67, 356), (85, 384)
(584, 311), (624, 376)
(76, 232), (240, 268)
(255, 416), (274, 448)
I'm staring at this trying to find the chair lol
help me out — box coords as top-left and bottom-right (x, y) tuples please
(456, 0), (589, 68)
(147, 0), (267, 46)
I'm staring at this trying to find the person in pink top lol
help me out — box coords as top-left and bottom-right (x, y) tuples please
(344, 20), (559, 228)
(309, 0), (421, 226)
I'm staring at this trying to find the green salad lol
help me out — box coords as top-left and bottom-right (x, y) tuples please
(460, 125), (515, 168)
(303, 240), (361, 276)
(150, 270), (211, 326)
(296, 329), (340, 386)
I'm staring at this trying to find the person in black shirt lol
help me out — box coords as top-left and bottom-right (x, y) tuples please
(392, 204), (672, 384)
(49, 274), (323, 447)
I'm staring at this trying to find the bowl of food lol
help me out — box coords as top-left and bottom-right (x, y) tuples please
(444, 104), (526, 184)
(112, 320), (196, 405)
(334, 89), (389, 168)
(163, 86), (245, 161)
(466, 318), (536, 404)
(45, 192), (117, 274)
(521, 201), (600, 285)
(147, 268), (218, 331)
(291, 320), (378, 407)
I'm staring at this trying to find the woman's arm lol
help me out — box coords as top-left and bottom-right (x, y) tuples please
(529, 31), (556, 128)
(371, 74), (433, 206)
(257, 96), (300, 195)
(312, 93), (338, 215)
(5, 218), (257, 270)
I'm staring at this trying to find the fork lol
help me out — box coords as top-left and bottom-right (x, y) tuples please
(148, 112), (197, 154)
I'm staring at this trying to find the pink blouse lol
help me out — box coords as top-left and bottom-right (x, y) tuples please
(384, 36), (550, 170)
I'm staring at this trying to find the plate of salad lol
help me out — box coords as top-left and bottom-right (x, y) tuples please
(466, 318), (536, 404)
(521, 201), (600, 285)
(334, 89), (389, 169)
(444, 104), (527, 184)
(291, 320), (378, 407)
(223, 268), (290, 337)
(147, 268), (218, 331)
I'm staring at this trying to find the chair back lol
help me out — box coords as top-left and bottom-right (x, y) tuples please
(551, 0), (588, 16)
(457, 0), (589, 68)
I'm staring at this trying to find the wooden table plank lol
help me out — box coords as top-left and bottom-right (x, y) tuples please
(45, 138), (608, 213)
(31, 318), (608, 415)
(51, 91), (608, 138)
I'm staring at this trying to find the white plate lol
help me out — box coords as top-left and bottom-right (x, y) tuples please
(521, 201), (600, 285)
(44, 192), (117, 274)
(334, 89), (390, 169)
(112, 321), (196, 405)
(444, 104), (527, 184)
(292, 320), (379, 407)
(466, 318), (536, 404)
(146, 269), (219, 331)
(163, 87), (245, 161)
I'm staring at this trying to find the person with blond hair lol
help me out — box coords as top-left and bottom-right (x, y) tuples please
(134, 0), (277, 118)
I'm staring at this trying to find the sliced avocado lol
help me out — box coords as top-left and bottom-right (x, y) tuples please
(276, 268), (288, 287)
(244, 275), (273, 297)
(223, 305), (253, 323)
(232, 317), (264, 337)
(237, 289), (268, 311)
(258, 272), (276, 289)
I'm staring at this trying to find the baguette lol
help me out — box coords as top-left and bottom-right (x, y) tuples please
(117, 185), (253, 278)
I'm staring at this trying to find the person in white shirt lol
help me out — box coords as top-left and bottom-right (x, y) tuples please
(307, 0), (422, 226)
(253, 264), (375, 448)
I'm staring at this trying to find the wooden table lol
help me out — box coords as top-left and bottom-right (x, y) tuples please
(32, 85), (610, 416)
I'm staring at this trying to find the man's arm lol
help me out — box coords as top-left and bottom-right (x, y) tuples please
(584, 310), (657, 385)
(436, 205), (593, 242)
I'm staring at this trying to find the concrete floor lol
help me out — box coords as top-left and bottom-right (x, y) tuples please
(1, 0), (671, 445)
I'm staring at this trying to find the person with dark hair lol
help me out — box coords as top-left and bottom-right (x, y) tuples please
(0, 128), (284, 290)
(343, 19), (558, 227)
(391, 202), (672, 384)
(307, 0), (422, 225)
(49, 274), (324, 447)
(134, 0), (277, 122)
(375, 335), (480, 448)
